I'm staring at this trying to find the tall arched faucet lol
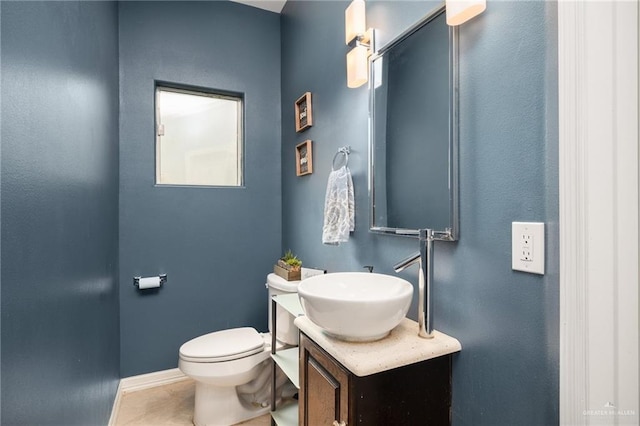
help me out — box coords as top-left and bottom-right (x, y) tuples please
(393, 229), (435, 339)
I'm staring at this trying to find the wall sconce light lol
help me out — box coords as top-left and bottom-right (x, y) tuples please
(446, 0), (486, 26)
(345, 0), (373, 88)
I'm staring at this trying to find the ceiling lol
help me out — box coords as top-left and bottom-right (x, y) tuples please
(231, 0), (287, 14)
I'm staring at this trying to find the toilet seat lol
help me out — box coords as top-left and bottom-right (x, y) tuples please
(180, 327), (265, 363)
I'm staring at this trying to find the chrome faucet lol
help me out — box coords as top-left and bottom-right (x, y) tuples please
(394, 229), (435, 339)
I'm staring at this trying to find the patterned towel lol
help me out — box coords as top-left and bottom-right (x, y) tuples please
(322, 165), (355, 245)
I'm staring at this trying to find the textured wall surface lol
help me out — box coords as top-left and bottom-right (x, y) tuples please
(1, 1), (120, 424)
(118, 1), (282, 377)
(281, 1), (559, 424)
(0, 1), (559, 424)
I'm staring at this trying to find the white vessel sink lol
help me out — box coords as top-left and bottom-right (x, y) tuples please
(297, 272), (413, 342)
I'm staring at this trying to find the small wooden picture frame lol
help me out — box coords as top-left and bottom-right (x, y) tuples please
(296, 140), (313, 176)
(295, 92), (313, 132)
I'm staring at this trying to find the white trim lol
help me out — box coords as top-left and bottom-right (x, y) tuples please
(559, 0), (639, 425)
(558, 3), (589, 422)
(107, 380), (123, 426)
(108, 368), (189, 425)
(120, 368), (188, 393)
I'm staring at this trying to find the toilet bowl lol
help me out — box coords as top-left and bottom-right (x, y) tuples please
(178, 274), (299, 426)
(179, 328), (275, 426)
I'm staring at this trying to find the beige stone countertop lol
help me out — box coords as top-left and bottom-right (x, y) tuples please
(294, 316), (462, 377)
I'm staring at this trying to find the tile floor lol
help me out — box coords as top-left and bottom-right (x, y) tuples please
(112, 378), (271, 426)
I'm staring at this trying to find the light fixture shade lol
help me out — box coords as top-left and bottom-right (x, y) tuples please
(347, 45), (368, 88)
(345, 0), (366, 45)
(446, 0), (486, 26)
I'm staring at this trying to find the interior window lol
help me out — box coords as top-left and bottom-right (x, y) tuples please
(155, 85), (243, 187)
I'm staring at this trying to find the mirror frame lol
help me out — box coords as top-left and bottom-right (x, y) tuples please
(368, 5), (459, 241)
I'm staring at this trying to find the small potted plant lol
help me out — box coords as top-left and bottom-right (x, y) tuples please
(274, 249), (302, 281)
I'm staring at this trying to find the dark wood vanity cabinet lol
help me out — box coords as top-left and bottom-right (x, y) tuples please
(299, 332), (453, 426)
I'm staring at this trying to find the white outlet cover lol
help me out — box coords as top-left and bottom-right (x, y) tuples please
(512, 222), (545, 275)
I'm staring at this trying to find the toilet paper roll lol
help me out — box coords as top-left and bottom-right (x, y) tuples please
(138, 276), (161, 289)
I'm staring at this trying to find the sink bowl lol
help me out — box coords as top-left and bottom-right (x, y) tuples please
(297, 272), (413, 342)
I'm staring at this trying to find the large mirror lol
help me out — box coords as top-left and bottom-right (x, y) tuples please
(369, 6), (458, 240)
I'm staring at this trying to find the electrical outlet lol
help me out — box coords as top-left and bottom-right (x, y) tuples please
(520, 233), (533, 261)
(512, 222), (544, 275)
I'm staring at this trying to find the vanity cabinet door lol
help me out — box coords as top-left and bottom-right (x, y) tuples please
(299, 333), (350, 426)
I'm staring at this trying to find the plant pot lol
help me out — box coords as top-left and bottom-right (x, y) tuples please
(274, 264), (301, 281)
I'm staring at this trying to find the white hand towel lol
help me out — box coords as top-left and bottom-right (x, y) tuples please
(322, 165), (355, 245)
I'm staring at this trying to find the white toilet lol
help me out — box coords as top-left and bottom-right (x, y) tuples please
(179, 273), (299, 426)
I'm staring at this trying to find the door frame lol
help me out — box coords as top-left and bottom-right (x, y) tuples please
(558, 0), (639, 424)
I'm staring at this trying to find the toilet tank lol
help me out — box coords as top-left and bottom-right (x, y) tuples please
(267, 273), (299, 346)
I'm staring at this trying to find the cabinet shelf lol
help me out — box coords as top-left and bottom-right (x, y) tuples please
(270, 400), (298, 426)
(272, 293), (304, 317)
(271, 347), (299, 389)
(271, 294), (303, 426)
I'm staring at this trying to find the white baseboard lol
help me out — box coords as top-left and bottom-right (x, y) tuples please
(108, 368), (188, 425)
(120, 368), (188, 393)
(107, 380), (123, 426)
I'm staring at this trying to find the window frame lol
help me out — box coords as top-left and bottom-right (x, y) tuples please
(154, 81), (245, 188)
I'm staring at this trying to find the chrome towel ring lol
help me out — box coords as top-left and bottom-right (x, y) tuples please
(332, 146), (351, 170)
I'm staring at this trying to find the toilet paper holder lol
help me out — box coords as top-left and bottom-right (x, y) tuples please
(133, 274), (167, 288)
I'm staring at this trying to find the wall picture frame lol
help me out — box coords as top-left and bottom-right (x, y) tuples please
(296, 140), (313, 176)
(295, 92), (313, 132)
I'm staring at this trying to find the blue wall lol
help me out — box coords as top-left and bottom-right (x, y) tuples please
(0, 1), (558, 424)
(281, 1), (559, 425)
(1, 1), (120, 424)
(118, 1), (282, 377)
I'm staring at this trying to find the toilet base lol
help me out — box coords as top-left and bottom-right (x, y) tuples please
(193, 380), (270, 426)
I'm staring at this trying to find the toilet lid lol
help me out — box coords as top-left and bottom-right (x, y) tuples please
(179, 327), (265, 363)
